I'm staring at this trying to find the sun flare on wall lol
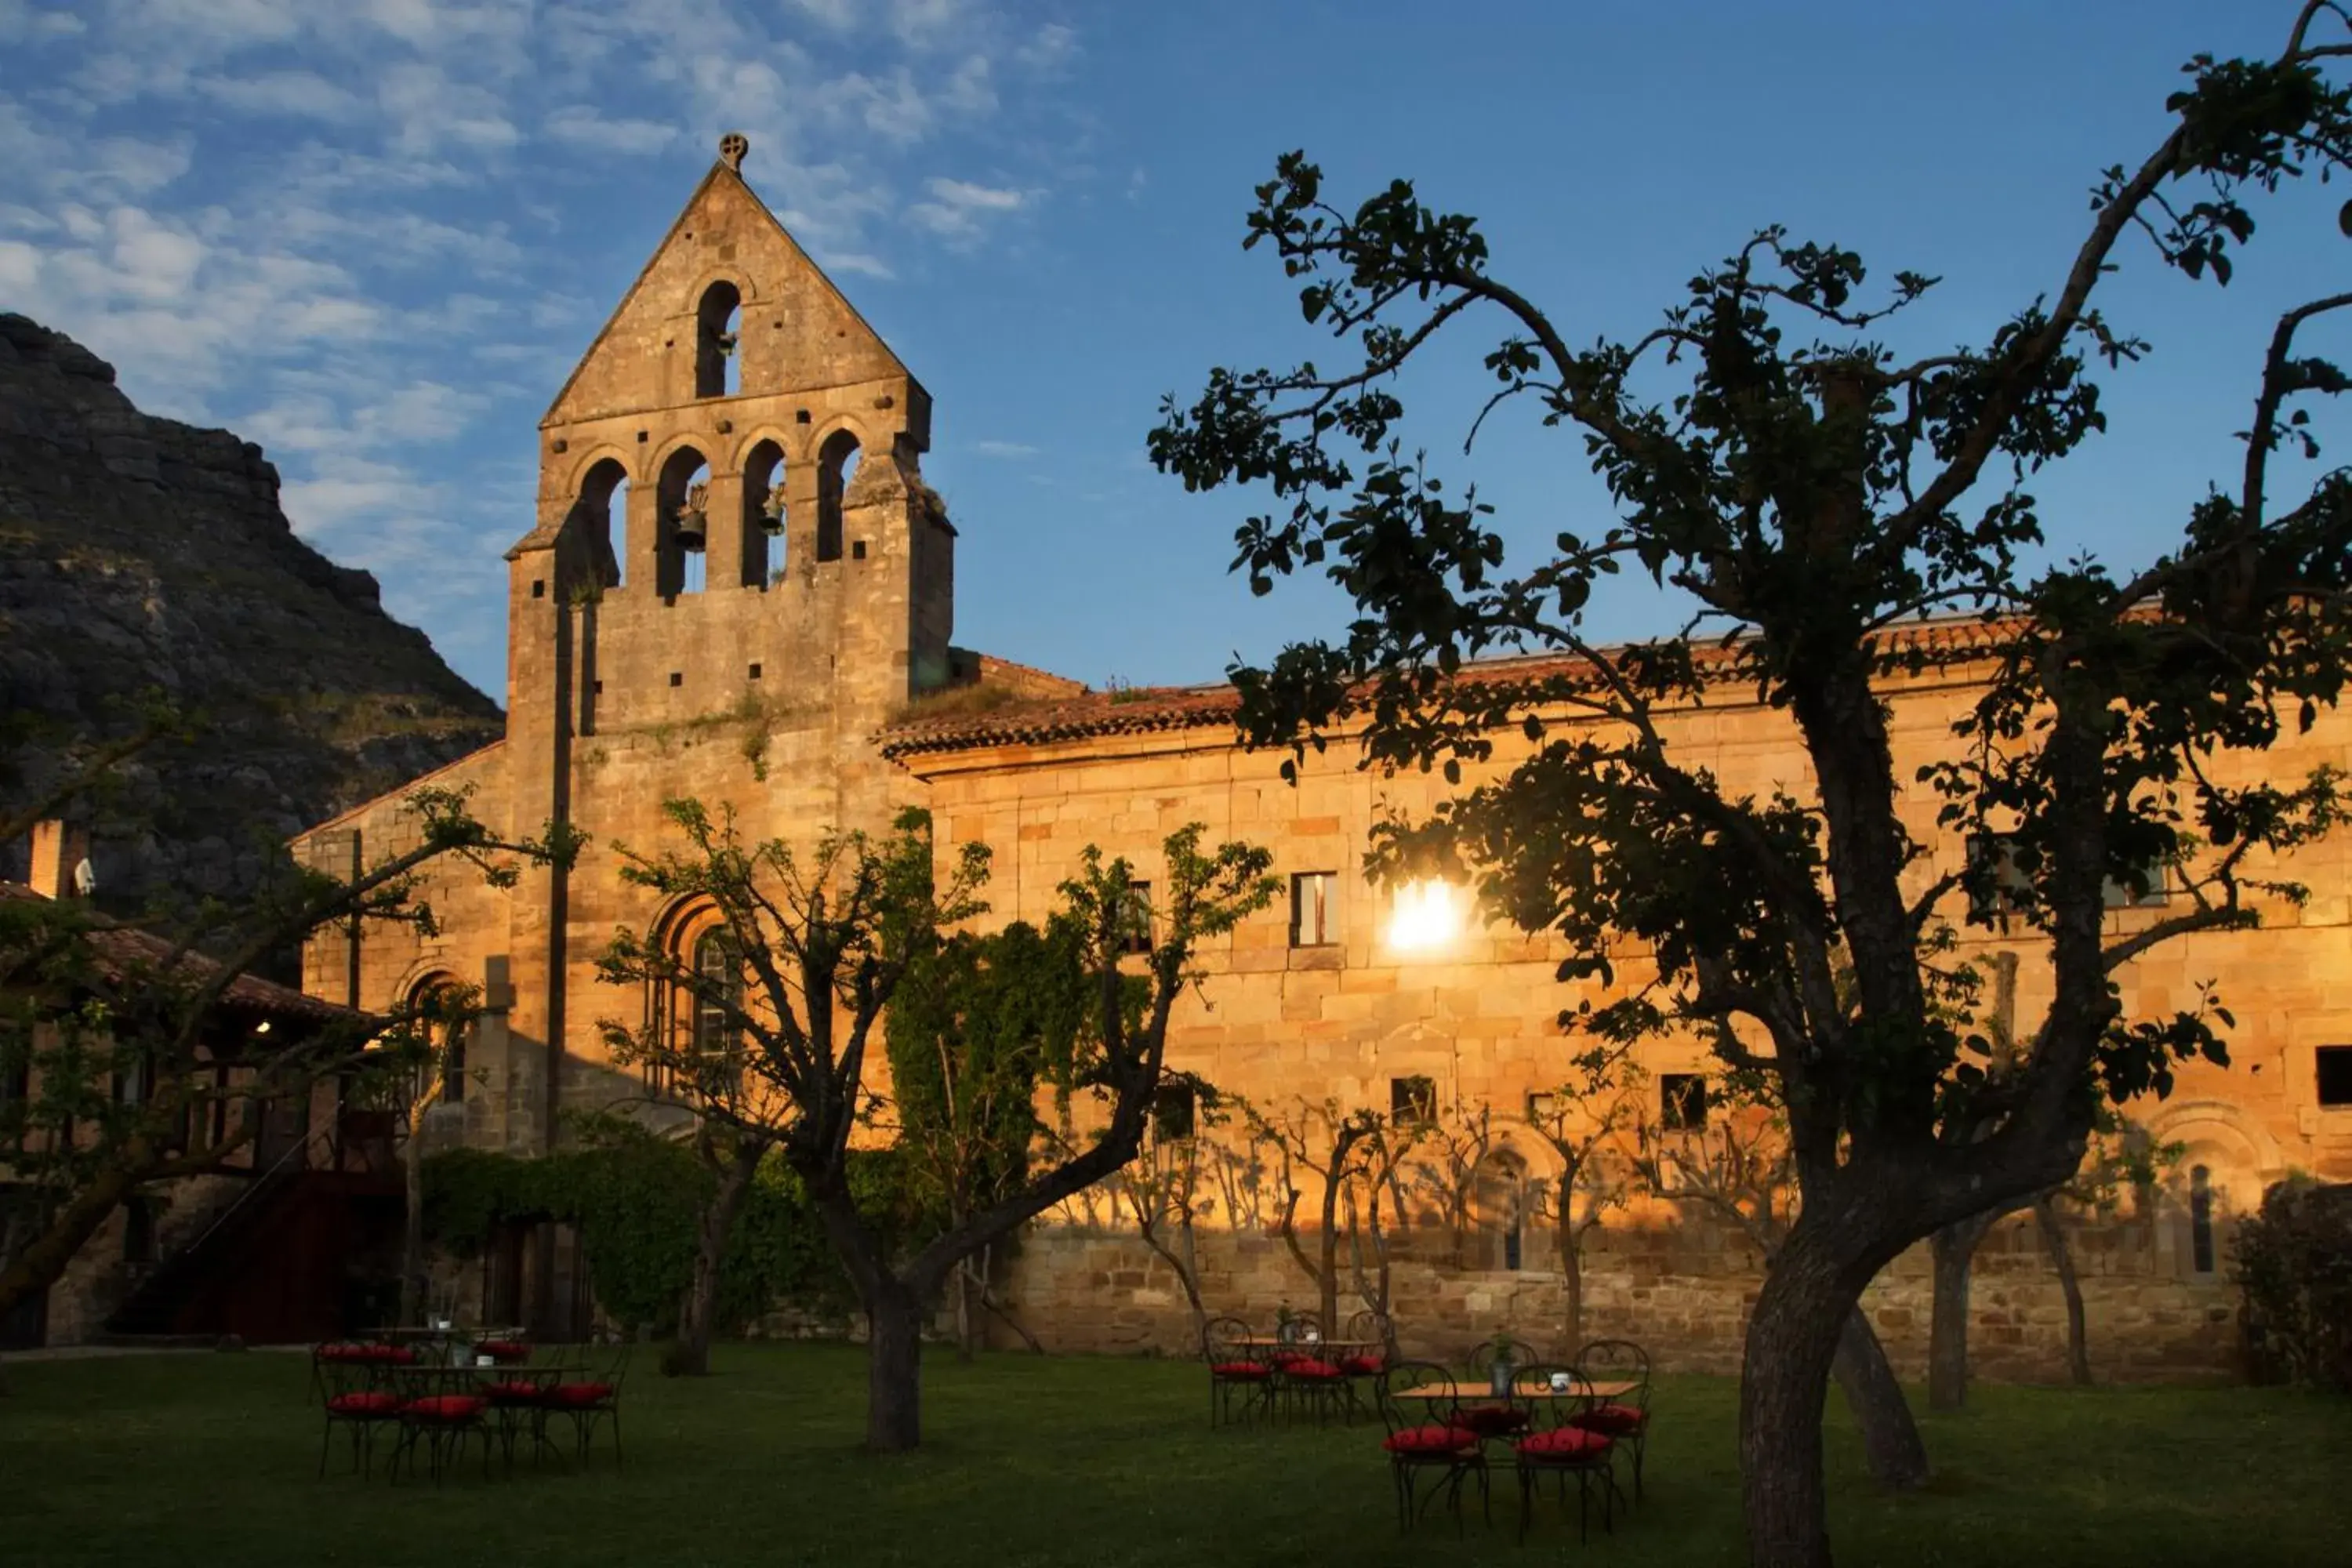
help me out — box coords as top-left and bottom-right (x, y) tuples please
(1386, 879), (1468, 955)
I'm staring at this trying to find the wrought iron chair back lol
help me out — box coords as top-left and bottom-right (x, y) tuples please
(1572, 1338), (1652, 1414)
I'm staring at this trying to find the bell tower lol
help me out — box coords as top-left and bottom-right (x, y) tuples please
(502, 131), (956, 798)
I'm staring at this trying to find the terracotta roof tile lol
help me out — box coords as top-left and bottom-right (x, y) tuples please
(877, 617), (2013, 760)
(0, 881), (370, 1028)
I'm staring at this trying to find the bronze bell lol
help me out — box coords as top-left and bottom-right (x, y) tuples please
(676, 481), (710, 552)
(760, 488), (786, 537)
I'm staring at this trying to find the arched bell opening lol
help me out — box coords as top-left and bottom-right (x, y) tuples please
(657, 445), (713, 597)
(695, 281), (742, 399)
(743, 438), (786, 588)
(815, 429), (860, 564)
(572, 457), (630, 591)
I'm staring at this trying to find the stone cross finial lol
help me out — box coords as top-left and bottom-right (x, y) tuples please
(719, 132), (750, 172)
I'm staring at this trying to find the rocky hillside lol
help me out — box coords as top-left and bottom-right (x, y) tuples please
(0, 313), (504, 916)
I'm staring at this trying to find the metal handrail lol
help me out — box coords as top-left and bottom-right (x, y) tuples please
(162, 1121), (328, 1272)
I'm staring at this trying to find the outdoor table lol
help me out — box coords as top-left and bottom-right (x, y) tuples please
(1388, 1377), (1635, 1403)
(1231, 1337), (1383, 1353)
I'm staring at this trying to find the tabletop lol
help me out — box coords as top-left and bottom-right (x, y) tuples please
(1231, 1337), (1383, 1352)
(1388, 1378), (1635, 1403)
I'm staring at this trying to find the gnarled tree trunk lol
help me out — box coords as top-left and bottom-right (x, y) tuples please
(1927, 1211), (1995, 1410)
(670, 1140), (764, 1377)
(1740, 1229), (1861, 1568)
(865, 1278), (927, 1454)
(2034, 1196), (2092, 1385)
(1831, 1307), (1930, 1490)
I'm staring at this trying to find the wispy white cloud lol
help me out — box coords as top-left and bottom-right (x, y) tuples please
(542, 106), (679, 155)
(972, 439), (1039, 459)
(906, 176), (1032, 245)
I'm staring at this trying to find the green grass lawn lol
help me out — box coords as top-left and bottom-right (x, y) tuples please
(2, 1345), (2347, 1567)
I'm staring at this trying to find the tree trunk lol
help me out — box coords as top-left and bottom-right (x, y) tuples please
(1926, 1213), (1994, 1410)
(865, 1279), (927, 1453)
(2034, 1197), (2092, 1385)
(1830, 1307), (1931, 1490)
(400, 1122), (426, 1327)
(1740, 1229), (1869, 1568)
(0, 1160), (140, 1323)
(671, 1144), (761, 1377)
(1559, 1216), (1585, 1354)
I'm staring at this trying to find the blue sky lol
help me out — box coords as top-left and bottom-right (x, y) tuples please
(2, 1), (2343, 705)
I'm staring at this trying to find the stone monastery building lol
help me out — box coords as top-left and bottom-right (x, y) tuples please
(292, 141), (2352, 1381)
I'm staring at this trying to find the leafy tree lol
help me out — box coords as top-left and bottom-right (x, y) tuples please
(1149, 13), (2352, 1559)
(1521, 1048), (1643, 1350)
(0, 760), (572, 1332)
(1243, 1094), (1377, 1333)
(886, 920), (1087, 1359)
(596, 802), (1273, 1450)
(1092, 1073), (1228, 1350)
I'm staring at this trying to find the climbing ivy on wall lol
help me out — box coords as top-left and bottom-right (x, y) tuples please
(423, 1120), (938, 1334)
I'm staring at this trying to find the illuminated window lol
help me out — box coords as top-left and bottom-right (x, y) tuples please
(691, 929), (742, 1061)
(1120, 881), (1153, 956)
(1290, 871), (1336, 947)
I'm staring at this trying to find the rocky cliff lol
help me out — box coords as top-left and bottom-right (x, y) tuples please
(0, 313), (504, 914)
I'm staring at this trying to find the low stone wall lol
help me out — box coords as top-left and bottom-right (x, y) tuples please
(995, 1208), (2241, 1384)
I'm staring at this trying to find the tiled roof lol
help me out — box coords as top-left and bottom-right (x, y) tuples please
(0, 882), (369, 1028)
(876, 616), (2014, 760)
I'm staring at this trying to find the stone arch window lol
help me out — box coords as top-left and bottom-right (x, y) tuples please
(690, 928), (743, 1062)
(815, 429), (860, 564)
(574, 457), (630, 590)
(2189, 1163), (2216, 1274)
(406, 971), (470, 1105)
(743, 437), (786, 588)
(656, 445), (713, 597)
(1470, 1147), (1529, 1271)
(695, 281), (742, 398)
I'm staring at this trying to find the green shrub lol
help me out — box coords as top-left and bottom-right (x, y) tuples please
(2237, 1177), (2352, 1391)
(422, 1129), (937, 1336)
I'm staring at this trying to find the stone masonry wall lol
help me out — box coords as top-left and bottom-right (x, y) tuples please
(998, 1207), (2241, 1384)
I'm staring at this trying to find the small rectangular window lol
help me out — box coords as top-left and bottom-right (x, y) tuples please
(1966, 833), (2031, 919)
(2103, 858), (2169, 909)
(1120, 881), (1153, 956)
(1289, 871), (1337, 947)
(1526, 1091), (1558, 1124)
(1661, 1073), (1708, 1131)
(1390, 1075), (1437, 1127)
(2318, 1046), (2352, 1108)
(1152, 1082), (1197, 1142)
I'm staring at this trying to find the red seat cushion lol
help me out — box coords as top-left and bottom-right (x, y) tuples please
(1384, 1423), (1479, 1457)
(318, 1344), (368, 1363)
(1570, 1402), (1646, 1435)
(1457, 1403), (1531, 1435)
(1282, 1359), (1345, 1380)
(547, 1381), (615, 1407)
(1210, 1361), (1271, 1379)
(402, 1395), (487, 1422)
(1517, 1426), (1613, 1460)
(325, 1392), (402, 1417)
(474, 1341), (530, 1362)
(360, 1345), (417, 1365)
(485, 1381), (546, 1405)
(1340, 1355), (1385, 1376)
